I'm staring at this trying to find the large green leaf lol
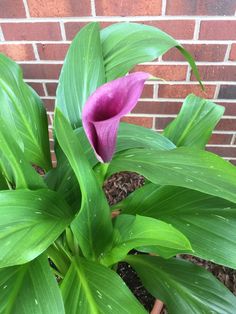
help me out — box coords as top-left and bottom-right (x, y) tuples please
(0, 189), (73, 268)
(126, 255), (236, 314)
(117, 184), (236, 269)
(56, 22), (202, 130)
(117, 122), (175, 152)
(101, 22), (202, 86)
(108, 147), (236, 204)
(0, 54), (51, 170)
(0, 254), (64, 314)
(54, 109), (113, 260)
(61, 257), (147, 314)
(100, 214), (192, 266)
(45, 122), (174, 213)
(163, 94), (224, 148)
(0, 114), (45, 190)
(56, 23), (105, 129)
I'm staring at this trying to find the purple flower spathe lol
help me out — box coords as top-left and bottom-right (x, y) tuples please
(82, 72), (149, 163)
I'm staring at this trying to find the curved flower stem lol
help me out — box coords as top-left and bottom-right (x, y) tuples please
(94, 162), (110, 185)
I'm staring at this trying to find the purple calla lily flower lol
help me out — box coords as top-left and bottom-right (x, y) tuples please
(82, 72), (149, 163)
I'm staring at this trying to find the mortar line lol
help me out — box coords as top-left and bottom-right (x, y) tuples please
(32, 43), (40, 60)
(59, 22), (67, 41)
(1, 16), (236, 22)
(22, 0), (31, 18)
(91, 0), (96, 16)
(42, 83), (48, 97)
(193, 18), (201, 40)
(213, 85), (220, 99)
(224, 43), (232, 62)
(161, 0), (167, 15)
(0, 26), (4, 41)
(230, 133), (236, 145)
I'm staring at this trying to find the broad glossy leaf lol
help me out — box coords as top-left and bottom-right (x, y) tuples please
(45, 157), (82, 213)
(0, 254), (64, 314)
(117, 122), (175, 152)
(101, 22), (202, 86)
(0, 114), (45, 189)
(101, 214), (192, 266)
(45, 123), (174, 211)
(108, 147), (236, 204)
(61, 257), (147, 314)
(126, 255), (236, 314)
(117, 184), (236, 269)
(0, 189), (73, 268)
(56, 23), (105, 129)
(164, 94), (224, 148)
(0, 54), (51, 170)
(54, 110), (113, 259)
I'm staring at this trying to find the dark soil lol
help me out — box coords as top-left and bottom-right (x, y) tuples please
(103, 171), (145, 206)
(103, 171), (236, 313)
(117, 260), (155, 312)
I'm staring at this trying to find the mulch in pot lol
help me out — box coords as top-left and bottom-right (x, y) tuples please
(103, 172), (236, 313)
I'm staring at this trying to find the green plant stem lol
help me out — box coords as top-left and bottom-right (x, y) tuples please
(94, 162), (109, 185)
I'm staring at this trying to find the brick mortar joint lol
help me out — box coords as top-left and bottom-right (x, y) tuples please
(1, 16), (236, 23)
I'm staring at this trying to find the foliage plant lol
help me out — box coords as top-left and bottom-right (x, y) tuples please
(1, 22), (236, 313)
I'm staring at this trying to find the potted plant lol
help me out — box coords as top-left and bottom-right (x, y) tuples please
(1, 22), (236, 313)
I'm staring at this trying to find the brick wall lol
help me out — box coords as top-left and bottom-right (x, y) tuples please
(0, 0), (236, 164)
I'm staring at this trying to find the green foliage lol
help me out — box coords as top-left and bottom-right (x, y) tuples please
(0, 21), (236, 313)
(126, 255), (236, 314)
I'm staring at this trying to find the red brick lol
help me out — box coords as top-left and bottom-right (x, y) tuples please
(48, 128), (53, 140)
(37, 44), (69, 60)
(21, 64), (62, 80)
(208, 133), (232, 145)
(46, 83), (57, 96)
(158, 84), (216, 99)
(1, 23), (62, 41)
(229, 44), (236, 61)
(218, 85), (236, 99)
(121, 116), (153, 128)
(51, 152), (57, 165)
(64, 22), (113, 40)
(207, 146), (236, 158)
(133, 101), (182, 115)
(135, 102), (236, 119)
(133, 65), (187, 81)
(141, 85), (153, 98)
(95, 0), (162, 16)
(0, 44), (35, 61)
(139, 20), (195, 40)
(155, 117), (236, 132)
(191, 66), (236, 82)
(44, 99), (55, 111)
(216, 103), (236, 116)
(27, 0), (91, 17)
(200, 21), (236, 40)
(163, 44), (227, 62)
(65, 20), (194, 41)
(155, 117), (174, 130)
(216, 119), (236, 131)
(28, 82), (45, 96)
(0, 0), (26, 18)
(166, 0), (236, 15)
(229, 159), (236, 166)
(64, 22), (89, 40)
